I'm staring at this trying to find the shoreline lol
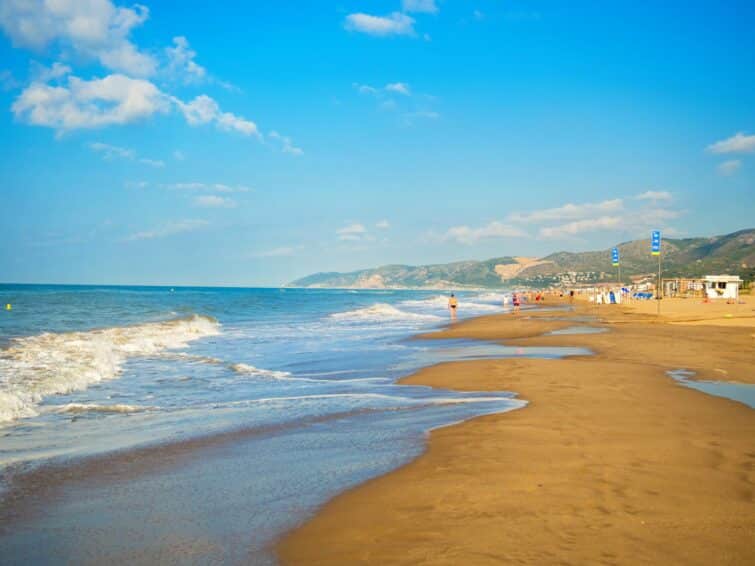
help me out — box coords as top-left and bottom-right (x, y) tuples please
(277, 300), (755, 565)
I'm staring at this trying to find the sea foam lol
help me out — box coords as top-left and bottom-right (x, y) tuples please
(329, 303), (442, 323)
(0, 314), (220, 424)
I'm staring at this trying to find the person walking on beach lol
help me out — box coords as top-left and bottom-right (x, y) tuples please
(512, 293), (521, 314)
(448, 293), (458, 320)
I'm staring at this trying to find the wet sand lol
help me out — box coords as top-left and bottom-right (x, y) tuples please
(278, 301), (755, 565)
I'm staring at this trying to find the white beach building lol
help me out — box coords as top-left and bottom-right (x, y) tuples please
(703, 275), (742, 300)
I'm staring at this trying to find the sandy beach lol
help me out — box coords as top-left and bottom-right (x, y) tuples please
(278, 297), (755, 565)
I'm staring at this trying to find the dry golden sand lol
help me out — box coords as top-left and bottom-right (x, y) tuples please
(278, 300), (755, 565)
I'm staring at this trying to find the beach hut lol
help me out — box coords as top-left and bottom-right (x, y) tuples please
(703, 275), (742, 300)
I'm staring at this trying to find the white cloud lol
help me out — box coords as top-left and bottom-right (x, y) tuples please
(0, 0), (156, 76)
(355, 82), (412, 98)
(635, 190), (672, 202)
(124, 219), (208, 241)
(13, 73), (168, 132)
(89, 141), (133, 159)
(507, 198), (624, 223)
(344, 12), (416, 37)
(436, 194), (682, 245)
(138, 157), (164, 168)
(164, 182), (250, 193)
(442, 221), (527, 245)
(376, 219), (390, 229)
(717, 159), (741, 176)
(89, 140), (163, 167)
(354, 83), (378, 95)
(385, 82), (411, 96)
(402, 0), (438, 13)
(175, 94), (259, 137)
(193, 195), (235, 208)
(707, 132), (755, 154)
(165, 36), (206, 83)
(337, 223), (368, 241)
(31, 61), (72, 83)
(538, 216), (622, 239)
(269, 130), (303, 155)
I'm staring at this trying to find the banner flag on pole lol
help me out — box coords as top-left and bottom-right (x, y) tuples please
(611, 247), (620, 266)
(651, 230), (661, 256)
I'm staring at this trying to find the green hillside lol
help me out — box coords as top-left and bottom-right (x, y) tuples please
(288, 229), (755, 289)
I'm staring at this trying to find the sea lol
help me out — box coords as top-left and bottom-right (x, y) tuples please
(0, 285), (586, 564)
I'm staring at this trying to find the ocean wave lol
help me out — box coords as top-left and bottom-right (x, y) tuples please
(54, 403), (153, 415)
(0, 314), (220, 425)
(229, 363), (294, 380)
(400, 295), (501, 313)
(400, 294), (451, 308)
(473, 292), (510, 303)
(212, 393), (519, 409)
(329, 303), (443, 323)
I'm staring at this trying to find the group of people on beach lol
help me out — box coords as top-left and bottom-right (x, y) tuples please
(448, 291), (552, 319)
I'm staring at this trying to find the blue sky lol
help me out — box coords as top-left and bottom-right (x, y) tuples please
(1, 0), (753, 286)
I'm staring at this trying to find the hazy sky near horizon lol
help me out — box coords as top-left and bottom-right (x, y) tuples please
(1, 0), (754, 286)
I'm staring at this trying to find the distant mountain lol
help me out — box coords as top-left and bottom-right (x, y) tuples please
(288, 229), (755, 289)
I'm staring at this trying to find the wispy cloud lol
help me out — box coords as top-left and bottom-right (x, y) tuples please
(344, 12), (416, 37)
(337, 223), (369, 242)
(717, 160), (741, 176)
(354, 82), (412, 97)
(402, 0), (438, 14)
(437, 193), (681, 245)
(269, 131), (303, 155)
(193, 195), (235, 208)
(376, 219), (390, 229)
(635, 190), (672, 202)
(138, 158), (165, 168)
(175, 94), (259, 137)
(538, 216), (622, 239)
(354, 82), (438, 122)
(385, 82), (411, 96)
(163, 182), (251, 193)
(124, 219), (208, 242)
(89, 142), (134, 160)
(89, 141), (163, 167)
(441, 222), (527, 245)
(165, 36), (206, 83)
(707, 132), (755, 154)
(507, 198), (624, 223)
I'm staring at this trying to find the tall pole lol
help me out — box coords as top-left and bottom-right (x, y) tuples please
(657, 251), (662, 316)
(651, 230), (662, 316)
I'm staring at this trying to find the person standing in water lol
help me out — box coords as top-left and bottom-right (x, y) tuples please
(448, 293), (458, 320)
(512, 292), (521, 314)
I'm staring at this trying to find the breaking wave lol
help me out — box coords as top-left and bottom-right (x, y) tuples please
(0, 315), (220, 425)
(55, 403), (153, 415)
(329, 303), (443, 323)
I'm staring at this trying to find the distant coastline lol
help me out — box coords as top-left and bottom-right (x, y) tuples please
(288, 228), (755, 290)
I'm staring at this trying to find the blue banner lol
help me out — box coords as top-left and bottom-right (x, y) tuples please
(651, 230), (661, 256)
(611, 247), (620, 266)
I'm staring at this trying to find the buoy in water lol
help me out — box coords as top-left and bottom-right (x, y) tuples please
(5, 304), (11, 311)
